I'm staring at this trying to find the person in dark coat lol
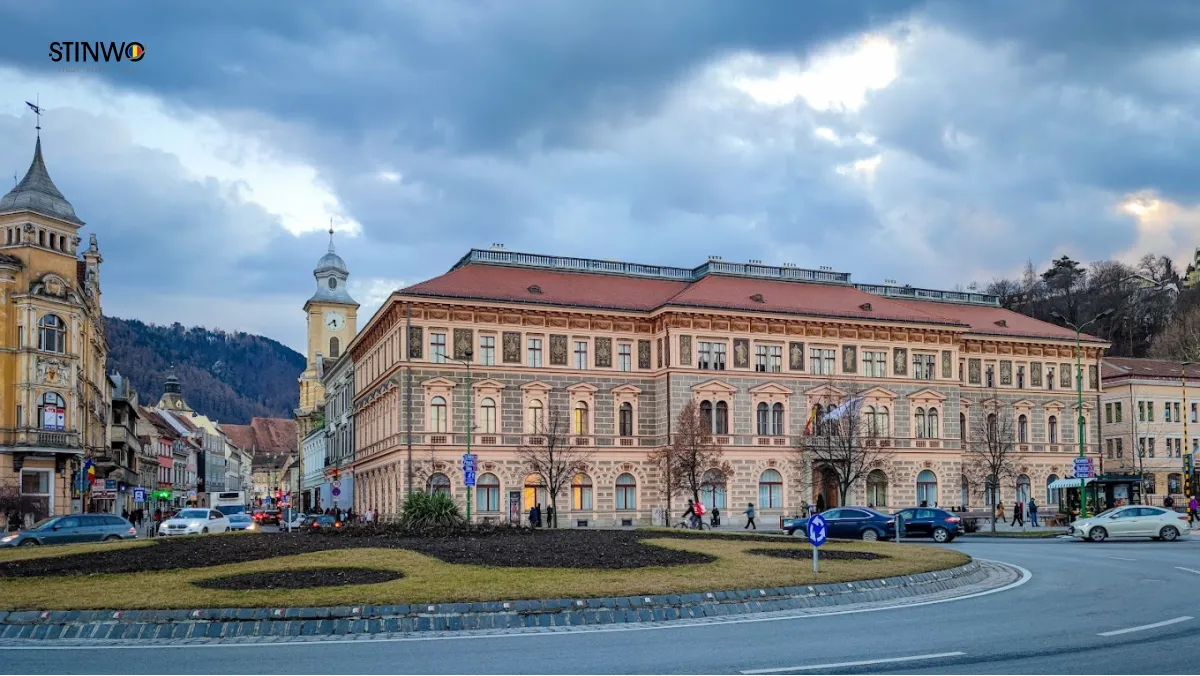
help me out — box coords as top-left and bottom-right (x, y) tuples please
(6, 511), (22, 532)
(815, 494), (826, 514)
(1010, 499), (1024, 527)
(546, 505), (555, 528)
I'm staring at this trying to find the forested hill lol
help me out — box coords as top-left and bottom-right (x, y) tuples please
(104, 317), (305, 424)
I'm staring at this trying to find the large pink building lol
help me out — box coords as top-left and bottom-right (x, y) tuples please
(348, 249), (1107, 526)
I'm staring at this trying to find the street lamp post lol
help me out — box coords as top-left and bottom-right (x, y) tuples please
(1183, 362), (1197, 502)
(1050, 309), (1114, 519)
(456, 350), (474, 524)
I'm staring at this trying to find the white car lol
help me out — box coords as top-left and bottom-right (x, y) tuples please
(158, 508), (231, 536)
(1069, 505), (1191, 542)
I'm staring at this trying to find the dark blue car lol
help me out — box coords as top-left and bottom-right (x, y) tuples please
(892, 507), (964, 543)
(0, 513), (138, 547)
(783, 507), (895, 541)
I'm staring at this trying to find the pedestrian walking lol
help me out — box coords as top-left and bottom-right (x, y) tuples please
(6, 511), (21, 533)
(546, 505), (555, 528)
(1164, 495), (1175, 510)
(815, 494), (825, 514)
(121, 508), (129, 521)
(710, 507), (721, 527)
(743, 502), (757, 530)
(1028, 497), (1039, 527)
(1189, 496), (1199, 527)
(996, 501), (1006, 523)
(1010, 500), (1024, 527)
(800, 501), (809, 519)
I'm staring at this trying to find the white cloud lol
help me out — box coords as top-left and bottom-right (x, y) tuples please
(0, 67), (360, 239)
(349, 276), (407, 326)
(835, 154), (883, 179)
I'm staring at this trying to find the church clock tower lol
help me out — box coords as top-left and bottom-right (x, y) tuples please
(296, 227), (357, 440)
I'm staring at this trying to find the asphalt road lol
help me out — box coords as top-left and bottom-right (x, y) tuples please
(3, 536), (1199, 674)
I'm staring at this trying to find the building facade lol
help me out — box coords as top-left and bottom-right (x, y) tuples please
(0, 136), (109, 517)
(105, 373), (142, 513)
(323, 350), (355, 511)
(349, 250), (1108, 526)
(1101, 357), (1195, 504)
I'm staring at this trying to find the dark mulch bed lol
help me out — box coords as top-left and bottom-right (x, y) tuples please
(0, 529), (724, 578)
(747, 548), (889, 561)
(193, 567), (403, 590)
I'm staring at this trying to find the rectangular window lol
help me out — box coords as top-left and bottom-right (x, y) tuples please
(1115, 402), (1123, 423)
(712, 343), (726, 371)
(1174, 402), (1181, 423)
(810, 348), (835, 376)
(864, 351), (887, 378)
(1148, 402), (1155, 421)
(1106, 438), (1113, 459)
(986, 366), (995, 388)
(1193, 403), (1198, 423)
(699, 342), (726, 370)
(912, 354), (936, 380)
(1139, 437), (1146, 458)
(1139, 401), (1145, 421)
(479, 335), (495, 366)
(573, 340), (589, 369)
(1149, 438), (1156, 458)
(618, 343), (632, 372)
(756, 345), (782, 373)
(755, 345), (768, 373)
(528, 338), (543, 367)
(430, 332), (447, 364)
(1016, 366), (1025, 389)
(1105, 403), (1113, 424)
(699, 342), (712, 369)
(1116, 438), (1123, 458)
(1165, 404), (1173, 423)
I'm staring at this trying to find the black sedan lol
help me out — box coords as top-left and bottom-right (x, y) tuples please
(892, 507), (964, 543)
(784, 507), (895, 541)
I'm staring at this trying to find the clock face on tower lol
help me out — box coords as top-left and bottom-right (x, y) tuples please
(324, 311), (346, 330)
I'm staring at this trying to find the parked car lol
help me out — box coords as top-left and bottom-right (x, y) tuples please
(0, 514), (138, 547)
(227, 513), (256, 532)
(252, 509), (281, 526)
(784, 507), (895, 541)
(306, 515), (343, 531)
(1069, 506), (1191, 542)
(157, 509), (231, 536)
(892, 507), (964, 543)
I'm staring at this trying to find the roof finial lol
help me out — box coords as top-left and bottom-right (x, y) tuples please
(328, 217), (335, 253)
(25, 96), (41, 138)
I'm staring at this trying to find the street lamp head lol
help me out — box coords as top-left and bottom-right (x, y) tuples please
(1095, 308), (1115, 321)
(1049, 311), (1066, 323)
(463, 349), (473, 359)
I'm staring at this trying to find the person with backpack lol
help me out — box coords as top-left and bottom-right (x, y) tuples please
(693, 501), (706, 529)
(743, 502), (757, 530)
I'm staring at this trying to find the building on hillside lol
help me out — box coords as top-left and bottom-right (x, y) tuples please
(0, 134), (109, 517)
(323, 350), (355, 511)
(348, 249), (1108, 526)
(295, 228), (358, 508)
(104, 372), (142, 514)
(1101, 357), (1195, 505)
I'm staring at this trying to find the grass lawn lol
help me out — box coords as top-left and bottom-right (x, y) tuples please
(0, 533), (968, 610)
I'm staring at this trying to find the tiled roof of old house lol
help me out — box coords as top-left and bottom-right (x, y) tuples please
(220, 418), (296, 454)
(1103, 357), (1200, 381)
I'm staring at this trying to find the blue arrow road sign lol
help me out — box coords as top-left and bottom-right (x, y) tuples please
(807, 514), (828, 547)
(464, 470), (477, 487)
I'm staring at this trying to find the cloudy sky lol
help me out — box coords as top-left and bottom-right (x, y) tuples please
(2, 0), (1198, 352)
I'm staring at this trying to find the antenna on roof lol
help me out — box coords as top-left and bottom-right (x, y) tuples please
(491, 243), (506, 250)
(748, 259), (763, 265)
(884, 279), (897, 285)
(708, 255), (723, 261)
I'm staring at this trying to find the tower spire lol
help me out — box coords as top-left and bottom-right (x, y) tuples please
(25, 96), (41, 139)
(328, 217), (335, 253)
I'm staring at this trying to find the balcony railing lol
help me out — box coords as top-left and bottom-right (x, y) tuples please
(0, 428), (82, 450)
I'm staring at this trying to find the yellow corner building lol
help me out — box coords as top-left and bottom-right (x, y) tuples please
(0, 135), (109, 516)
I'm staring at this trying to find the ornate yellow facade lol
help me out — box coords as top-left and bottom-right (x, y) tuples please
(0, 137), (108, 516)
(295, 232), (357, 442)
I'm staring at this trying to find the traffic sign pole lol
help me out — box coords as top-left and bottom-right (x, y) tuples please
(807, 514), (828, 574)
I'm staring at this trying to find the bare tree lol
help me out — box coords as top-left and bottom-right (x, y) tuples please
(1151, 304), (1200, 362)
(674, 401), (732, 507)
(962, 399), (1024, 532)
(648, 443), (680, 526)
(516, 405), (592, 528)
(792, 381), (894, 507)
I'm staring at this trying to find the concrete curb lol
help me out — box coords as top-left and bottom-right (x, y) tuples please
(0, 560), (995, 641)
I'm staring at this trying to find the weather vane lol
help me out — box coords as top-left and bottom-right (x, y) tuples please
(25, 95), (42, 137)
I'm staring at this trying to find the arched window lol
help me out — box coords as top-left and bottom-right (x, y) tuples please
(756, 403), (770, 436)
(867, 469), (888, 507)
(771, 403), (785, 436)
(986, 413), (998, 437)
(38, 392), (66, 431)
(865, 405), (889, 437)
(758, 469), (783, 509)
(876, 406), (890, 437)
(917, 470), (938, 506)
(523, 474), (547, 513)
(700, 400), (714, 432)
(573, 401), (589, 435)
(1018, 415), (1028, 443)
(429, 396), (448, 433)
(961, 475), (970, 508)
(38, 315), (66, 353)
(714, 401), (729, 435)
(427, 473), (450, 496)
(615, 473), (637, 510)
(480, 397), (497, 433)
(914, 407), (926, 438)
(1048, 416), (1058, 443)
(811, 404), (824, 435)
(1169, 473), (1183, 494)
(1016, 474), (1031, 503)
(1046, 474), (1059, 504)
(700, 469), (727, 509)
(528, 399), (544, 433)
(329, 337), (340, 358)
(619, 402), (634, 437)
(927, 409), (939, 438)
(476, 473), (500, 512)
(572, 473), (593, 510)
(960, 412), (967, 441)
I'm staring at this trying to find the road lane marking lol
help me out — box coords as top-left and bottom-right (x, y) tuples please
(1175, 567), (1200, 576)
(740, 652), (966, 674)
(0, 560), (1031, 651)
(1104, 556), (1137, 561)
(1097, 616), (1192, 637)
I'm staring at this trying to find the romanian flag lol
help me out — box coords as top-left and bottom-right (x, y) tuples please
(84, 459), (95, 485)
(804, 406), (817, 435)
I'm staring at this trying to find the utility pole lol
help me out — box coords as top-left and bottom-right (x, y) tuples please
(1051, 309), (1114, 519)
(458, 350), (474, 523)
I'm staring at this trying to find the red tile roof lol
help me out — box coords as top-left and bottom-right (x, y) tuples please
(1103, 357), (1200, 381)
(139, 408), (177, 438)
(220, 424), (256, 451)
(881, 300), (1100, 342)
(403, 260), (1090, 341)
(666, 275), (955, 325)
(402, 264), (689, 311)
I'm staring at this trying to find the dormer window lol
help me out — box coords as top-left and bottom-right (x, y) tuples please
(859, 303), (872, 311)
(994, 319), (1007, 327)
(528, 285), (543, 295)
(750, 293), (764, 303)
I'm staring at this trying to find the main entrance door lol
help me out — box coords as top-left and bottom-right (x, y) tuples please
(812, 467), (841, 509)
